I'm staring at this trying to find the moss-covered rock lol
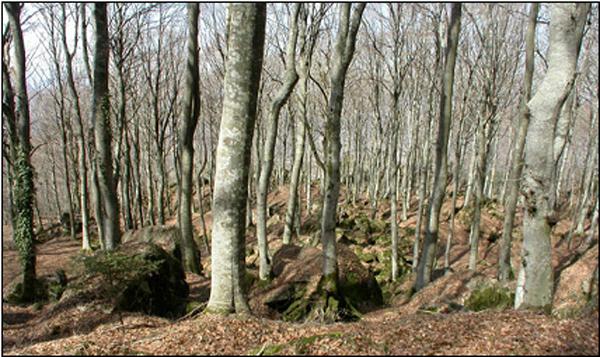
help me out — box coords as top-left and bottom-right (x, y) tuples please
(251, 244), (383, 323)
(464, 284), (514, 312)
(116, 242), (189, 318)
(122, 225), (190, 265)
(5, 278), (49, 305)
(61, 242), (189, 319)
(5, 269), (68, 305)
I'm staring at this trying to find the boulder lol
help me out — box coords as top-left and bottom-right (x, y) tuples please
(59, 241), (189, 318)
(4, 269), (68, 304)
(122, 225), (185, 263)
(250, 243), (383, 322)
(117, 241), (189, 317)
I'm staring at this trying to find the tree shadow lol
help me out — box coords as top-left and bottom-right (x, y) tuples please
(2, 311), (35, 326)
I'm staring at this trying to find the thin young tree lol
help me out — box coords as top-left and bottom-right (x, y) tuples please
(178, 3), (202, 274)
(319, 2), (365, 316)
(59, 4), (92, 251)
(282, 4), (325, 246)
(415, 3), (462, 291)
(206, 3), (266, 314)
(256, 4), (301, 280)
(498, 3), (538, 281)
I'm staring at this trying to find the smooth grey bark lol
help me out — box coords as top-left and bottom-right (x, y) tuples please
(206, 3), (266, 314)
(515, 3), (589, 310)
(498, 3), (538, 281)
(3, 55), (18, 236)
(412, 101), (431, 272)
(283, 5), (320, 246)
(80, 4), (105, 241)
(196, 119), (211, 252)
(468, 117), (492, 271)
(444, 112), (466, 272)
(43, 15), (77, 241)
(464, 138), (477, 207)
(256, 4), (300, 280)
(321, 3), (365, 292)
(92, 3), (121, 250)
(5, 2), (37, 301)
(60, 4), (91, 250)
(572, 122), (597, 238)
(178, 3), (202, 275)
(415, 3), (461, 291)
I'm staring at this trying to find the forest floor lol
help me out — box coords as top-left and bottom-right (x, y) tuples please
(2, 186), (599, 355)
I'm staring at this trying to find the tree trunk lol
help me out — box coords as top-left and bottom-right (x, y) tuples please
(415, 3), (461, 291)
(60, 4), (91, 250)
(206, 3), (266, 314)
(320, 3), (365, 313)
(92, 3), (121, 250)
(178, 3), (202, 275)
(515, 3), (589, 310)
(6, 2), (37, 302)
(256, 4), (300, 280)
(498, 3), (538, 281)
(283, 7), (316, 245)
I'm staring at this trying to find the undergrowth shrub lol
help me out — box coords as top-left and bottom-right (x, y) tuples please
(72, 251), (162, 323)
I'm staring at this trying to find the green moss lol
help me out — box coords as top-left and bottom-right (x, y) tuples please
(356, 251), (376, 263)
(241, 270), (260, 291)
(282, 298), (309, 322)
(375, 234), (391, 245)
(6, 278), (51, 305)
(249, 343), (285, 355)
(293, 332), (344, 354)
(370, 219), (387, 233)
(339, 218), (355, 229)
(203, 305), (233, 316)
(465, 285), (514, 312)
(186, 301), (204, 315)
(249, 333), (345, 355)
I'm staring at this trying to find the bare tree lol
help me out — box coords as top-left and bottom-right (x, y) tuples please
(498, 3), (539, 281)
(319, 2), (365, 316)
(5, 2), (37, 302)
(515, 3), (589, 310)
(178, 3), (202, 274)
(415, 3), (461, 291)
(59, 4), (91, 250)
(206, 3), (266, 314)
(255, 4), (301, 280)
(92, 3), (121, 250)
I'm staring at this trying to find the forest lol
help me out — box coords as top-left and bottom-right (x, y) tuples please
(1, 2), (599, 355)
